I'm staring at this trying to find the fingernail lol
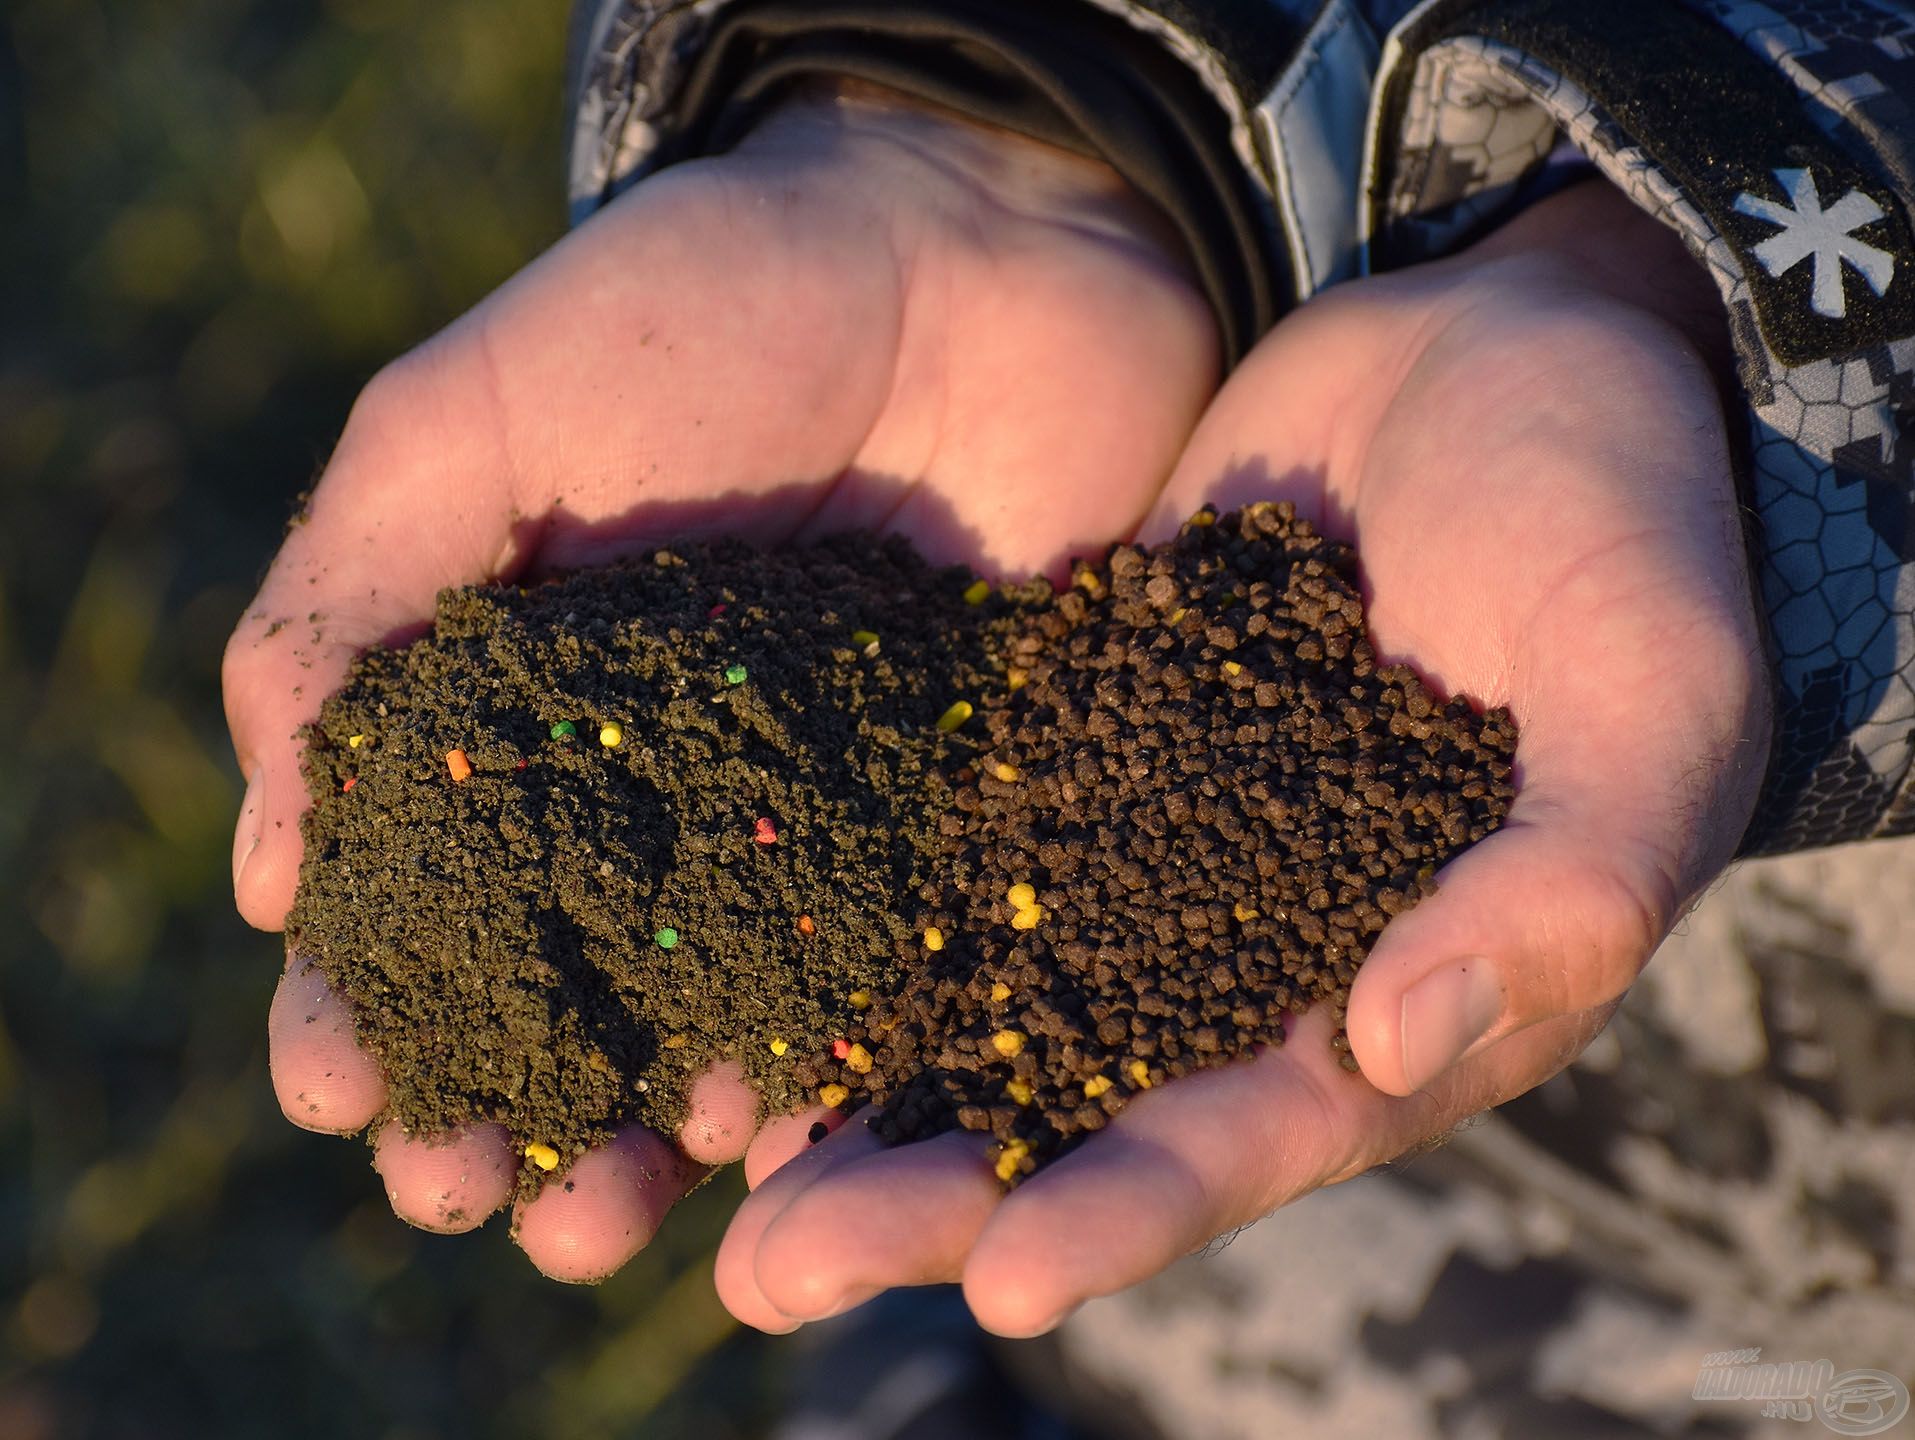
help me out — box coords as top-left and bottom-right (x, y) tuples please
(233, 769), (263, 896)
(1399, 957), (1504, 1091)
(1026, 1302), (1078, 1336)
(812, 1283), (881, 1321)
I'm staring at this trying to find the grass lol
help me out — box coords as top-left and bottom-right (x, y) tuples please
(0, 2), (779, 1433)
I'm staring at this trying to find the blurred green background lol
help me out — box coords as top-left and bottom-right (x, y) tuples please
(0, 1), (778, 1434)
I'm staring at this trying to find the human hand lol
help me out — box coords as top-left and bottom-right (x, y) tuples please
(226, 82), (1220, 1279)
(715, 179), (1773, 1334)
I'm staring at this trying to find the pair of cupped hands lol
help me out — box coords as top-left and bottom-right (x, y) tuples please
(226, 82), (1771, 1334)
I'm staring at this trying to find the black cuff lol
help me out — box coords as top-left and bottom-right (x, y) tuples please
(646, 0), (1289, 366)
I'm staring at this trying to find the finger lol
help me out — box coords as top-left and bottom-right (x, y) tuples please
(512, 1125), (703, 1284)
(372, 1120), (516, 1233)
(742, 1105), (848, 1191)
(715, 1116), (885, 1332)
(267, 953), (387, 1133)
(676, 1060), (763, 1165)
(960, 1006), (1603, 1336)
(751, 1129), (1000, 1322)
(223, 174), (909, 931)
(959, 1008), (1352, 1337)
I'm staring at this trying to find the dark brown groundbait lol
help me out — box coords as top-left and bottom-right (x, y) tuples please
(289, 504), (1515, 1189)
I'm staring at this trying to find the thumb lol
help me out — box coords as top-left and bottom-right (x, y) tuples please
(221, 347), (520, 930)
(1345, 666), (1762, 1096)
(1343, 794), (1677, 1096)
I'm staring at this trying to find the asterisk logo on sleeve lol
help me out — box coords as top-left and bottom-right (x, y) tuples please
(1734, 167), (1896, 320)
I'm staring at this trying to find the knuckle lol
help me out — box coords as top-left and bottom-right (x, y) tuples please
(1546, 845), (1675, 1006)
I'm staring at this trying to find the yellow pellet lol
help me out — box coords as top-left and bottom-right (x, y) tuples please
(994, 1139), (1030, 1183)
(1074, 569), (1106, 599)
(936, 700), (973, 733)
(991, 1029), (1025, 1058)
(1168, 608), (1186, 625)
(990, 981), (1011, 1002)
(1006, 1078), (1032, 1105)
(849, 989), (872, 1011)
(1223, 661), (1243, 677)
(1083, 1074), (1113, 1099)
(1188, 508), (1216, 526)
(770, 1037), (789, 1057)
(525, 1143), (560, 1172)
(1007, 883), (1036, 909)
(1007, 668), (1028, 691)
(661, 1034), (687, 1050)
(851, 629), (880, 651)
(1128, 1059), (1152, 1089)
(819, 1082), (850, 1107)
(1010, 905), (1043, 931)
(347, 733), (366, 749)
(963, 579), (991, 605)
(1233, 901), (1260, 922)
(599, 722), (623, 748)
(993, 763), (1020, 783)
(845, 1043), (873, 1075)
(924, 926), (945, 952)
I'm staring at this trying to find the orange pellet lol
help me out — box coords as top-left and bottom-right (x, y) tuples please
(445, 749), (472, 782)
(797, 914), (816, 936)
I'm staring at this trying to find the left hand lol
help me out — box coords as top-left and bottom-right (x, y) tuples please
(715, 179), (1773, 1335)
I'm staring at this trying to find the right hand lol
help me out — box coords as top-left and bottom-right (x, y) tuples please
(226, 81), (1220, 1283)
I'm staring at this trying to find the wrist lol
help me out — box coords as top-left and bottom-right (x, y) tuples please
(736, 77), (1202, 292)
(1468, 177), (1736, 396)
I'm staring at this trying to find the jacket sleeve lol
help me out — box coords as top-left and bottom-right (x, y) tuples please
(563, 0), (1915, 856)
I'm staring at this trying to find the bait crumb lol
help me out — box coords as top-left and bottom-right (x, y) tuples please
(289, 505), (1515, 1193)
